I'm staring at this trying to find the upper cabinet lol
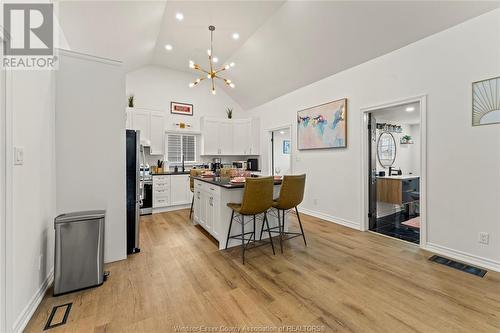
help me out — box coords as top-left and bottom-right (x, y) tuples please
(201, 117), (259, 156)
(127, 108), (165, 155)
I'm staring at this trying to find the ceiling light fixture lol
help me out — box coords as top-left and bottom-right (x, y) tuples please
(175, 12), (184, 21)
(232, 32), (240, 40)
(188, 25), (235, 95)
(406, 106), (415, 112)
(165, 44), (173, 51)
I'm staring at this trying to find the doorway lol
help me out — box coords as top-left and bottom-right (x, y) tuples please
(270, 127), (291, 176)
(362, 96), (427, 246)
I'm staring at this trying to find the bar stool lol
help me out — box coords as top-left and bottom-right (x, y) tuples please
(225, 177), (276, 264)
(189, 169), (204, 219)
(260, 174), (306, 253)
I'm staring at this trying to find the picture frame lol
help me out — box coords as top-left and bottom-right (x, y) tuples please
(297, 98), (347, 150)
(283, 140), (291, 154)
(472, 76), (500, 126)
(171, 102), (194, 116)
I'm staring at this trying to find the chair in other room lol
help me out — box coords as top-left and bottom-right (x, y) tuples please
(225, 177), (276, 264)
(260, 174), (307, 253)
(189, 169), (204, 219)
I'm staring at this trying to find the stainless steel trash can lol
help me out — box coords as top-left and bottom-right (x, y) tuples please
(54, 210), (106, 296)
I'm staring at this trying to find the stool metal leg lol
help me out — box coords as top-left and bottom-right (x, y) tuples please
(295, 207), (307, 246)
(189, 196), (194, 219)
(264, 212), (275, 255)
(280, 209), (284, 254)
(241, 215), (245, 264)
(225, 210), (234, 249)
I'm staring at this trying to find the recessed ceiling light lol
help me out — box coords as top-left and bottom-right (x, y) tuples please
(165, 44), (173, 51)
(213, 57), (218, 63)
(175, 12), (184, 21)
(232, 32), (239, 40)
(406, 106), (415, 112)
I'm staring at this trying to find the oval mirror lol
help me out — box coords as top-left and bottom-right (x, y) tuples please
(377, 132), (396, 168)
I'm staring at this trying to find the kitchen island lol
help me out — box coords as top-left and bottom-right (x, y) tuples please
(192, 176), (285, 250)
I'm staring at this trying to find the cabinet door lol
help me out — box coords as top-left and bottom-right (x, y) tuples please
(202, 119), (219, 155)
(193, 189), (202, 222)
(125, 109), (133, 129)
(232, 120), (251, 155)
(205, 193), (213, 233)
(210, 196), (220, 239)
(132, 110), (151, 145)
(170, 174), (189, 205)
(149, 111), (164, 155)
(250, 118), (260, 155)
(218, 121), (234, 155)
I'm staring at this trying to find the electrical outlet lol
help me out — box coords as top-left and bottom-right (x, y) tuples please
(479, 232), (489, 245)
(14, 146), (24, 165)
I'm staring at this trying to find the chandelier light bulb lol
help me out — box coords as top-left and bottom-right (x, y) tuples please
(189, 83), (195, 88)
(213, 57), (218, 63)
(230, 62), (235, 67)
(196, 78), (201, 83)
(211, 89), (216, 95)
(224, 64), (230, 70)
(207, 74), (211, 79)
(226, 79), (231, 84)
(229, 83), (235, 88)
(207, 49), (211, 56)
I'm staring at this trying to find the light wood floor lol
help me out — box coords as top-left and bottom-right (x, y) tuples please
(25, 209), (500, 332)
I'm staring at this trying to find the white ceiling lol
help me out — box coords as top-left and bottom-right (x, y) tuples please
(374, 102), (420, 125)
(56, 1), (500, 109)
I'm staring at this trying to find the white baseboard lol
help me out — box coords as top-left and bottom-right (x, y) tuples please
(12, 269), (53, 333)
(424, 242), (500, 273)
(152, 204), (190, 214)
(298, 207), (361, 231)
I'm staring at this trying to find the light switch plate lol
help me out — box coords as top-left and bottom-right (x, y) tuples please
(14, 146), (24, 165)
(479, 232), (489, 245)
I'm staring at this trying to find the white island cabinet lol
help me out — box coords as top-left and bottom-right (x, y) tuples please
(193, 178), (285, 250)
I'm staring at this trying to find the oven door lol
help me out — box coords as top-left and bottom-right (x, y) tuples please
(140, 181), (153, 215)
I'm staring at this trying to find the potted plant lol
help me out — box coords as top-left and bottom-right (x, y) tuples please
(128, 95), (134, 108)
(226, 107), (233, 119)
(401, 135), (413, 144)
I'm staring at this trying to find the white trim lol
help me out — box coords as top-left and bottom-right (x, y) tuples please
(57, 48), (122, 67)
(267, 124), (293, 175)
(11, 270), (53, 333)
(299, 207), (361, 231)
(152, 204), (191, 214)
(360, 95), (428, 247)
(424, 243), (500, 273)
(0, 42), (7, 333)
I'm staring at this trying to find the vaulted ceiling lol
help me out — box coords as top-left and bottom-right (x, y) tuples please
(56, 1), (500, 109)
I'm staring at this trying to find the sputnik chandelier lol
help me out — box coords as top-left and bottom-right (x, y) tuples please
(188, 25), (235, 95)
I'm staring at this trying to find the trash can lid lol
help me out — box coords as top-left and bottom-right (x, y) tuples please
(55, 210), (106, 224)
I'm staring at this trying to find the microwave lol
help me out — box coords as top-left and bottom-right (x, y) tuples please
(232, 161), (247, 169)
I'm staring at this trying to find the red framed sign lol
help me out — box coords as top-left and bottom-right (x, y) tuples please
(170, 102), (193, 116)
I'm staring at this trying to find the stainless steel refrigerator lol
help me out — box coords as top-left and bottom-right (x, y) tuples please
(126, 130), (141, 254)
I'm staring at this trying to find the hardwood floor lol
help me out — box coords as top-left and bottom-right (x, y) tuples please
(25, 209), (500, 332)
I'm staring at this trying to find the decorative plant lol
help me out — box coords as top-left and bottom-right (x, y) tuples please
(226, 107), (233, 119)
(128, 95), (134, 108)
(401, 135), (413, 144)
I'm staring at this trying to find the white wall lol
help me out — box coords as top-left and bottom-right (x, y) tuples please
(8, 70), (56, 333)
(126, 65), (243, 132)
(272, 128), (291, 175)
(376, 124), (420, 175)
(56, 51), (126, 263)
(248, 9), (500, 269)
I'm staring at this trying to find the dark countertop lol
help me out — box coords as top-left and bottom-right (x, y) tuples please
(152, 171), (190, 176)
(194, 176), (282, 189)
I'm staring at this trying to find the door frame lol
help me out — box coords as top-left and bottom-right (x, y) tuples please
(360, 95), (427, 247)
(267, 124), (292, 176)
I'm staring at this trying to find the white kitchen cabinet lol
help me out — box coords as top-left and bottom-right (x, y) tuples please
(149, 111), (165, 155)
(201, 117), (258, 156)
(170, 174), (190, 206)
(126, 109), (133, 129)
(131, 109), (150, 145)
(129, 108), (165, 154)
(232, 120), (251, 155)
(153, 175), (170, 208)
(193, 186), (202, 222)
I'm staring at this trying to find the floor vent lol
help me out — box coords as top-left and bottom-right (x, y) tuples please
(429, 255), (487, 277)
(44, 302), (72, 330)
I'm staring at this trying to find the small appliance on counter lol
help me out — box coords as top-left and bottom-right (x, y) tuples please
(210, 157), (222, 173)
(247, 158), (259, 171)
(232, 161), (247, 169)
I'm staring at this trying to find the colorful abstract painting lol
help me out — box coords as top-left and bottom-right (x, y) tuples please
(297, 98), (347, 149)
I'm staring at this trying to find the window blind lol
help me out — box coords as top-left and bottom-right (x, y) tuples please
(167, 134), (196, 163)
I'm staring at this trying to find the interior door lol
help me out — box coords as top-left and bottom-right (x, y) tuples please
(368, 113), (378, 230)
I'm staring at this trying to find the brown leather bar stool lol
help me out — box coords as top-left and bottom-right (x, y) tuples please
(260, 174), (306, 253)
(225, 177), (276, 264)
(189, 169), (204, 219)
